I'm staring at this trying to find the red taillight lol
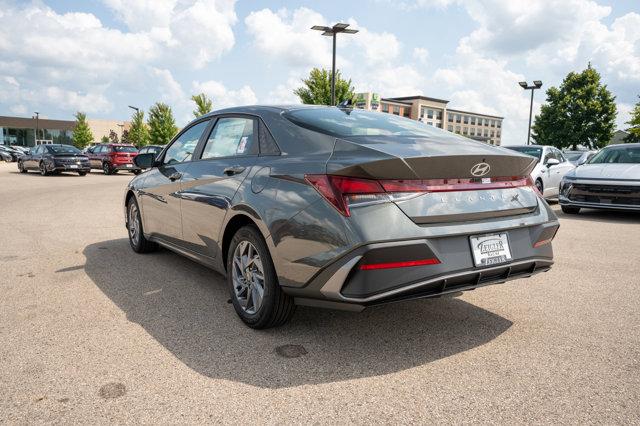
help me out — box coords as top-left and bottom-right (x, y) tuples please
(359, 258), (441, 270)
(305, 174), (537, 217)
(305, 175), (384, 216)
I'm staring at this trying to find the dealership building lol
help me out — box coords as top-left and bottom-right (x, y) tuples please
(0, 115), (130, 147)
(354, 92), (504, 146)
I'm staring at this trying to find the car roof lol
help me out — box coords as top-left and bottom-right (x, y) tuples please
(200, 104), (331, 118)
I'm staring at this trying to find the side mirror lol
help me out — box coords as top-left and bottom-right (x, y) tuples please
(546, 158), (560, 167)
(134, 153), (155, 169)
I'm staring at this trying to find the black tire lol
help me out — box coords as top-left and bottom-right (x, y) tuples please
(535, 178), (543, 195)
(102, 162), (112, 175)
(132, 170), (141, 175)
(18, 161), (27, 173)
(78, 171), (87, 176)
(561, 205), (580, 214)
(39, 161), (48, 176)
(126, 197), (158, 253)
(227, 225), (295, 329)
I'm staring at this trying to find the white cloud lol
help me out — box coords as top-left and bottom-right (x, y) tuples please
(192, 80), (258, 110)
(244, 7), (332, 69)
(265, 76), (303, 105)
(412, 47), (429, 65)
(0, 0), (238, 118)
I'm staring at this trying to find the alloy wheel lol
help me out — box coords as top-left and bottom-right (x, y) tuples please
(103, 163), (110, 175)
(231, 240), (265, 315)
(39, 162), (47, 176)
(128, 202), (140, 246)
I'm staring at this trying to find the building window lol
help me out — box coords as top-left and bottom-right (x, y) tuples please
(463, 127), (468, 135)
(427, 109), (434, 119)
(436, 123), (442, 128)
(393, 106), (400, 115)
(497, 131), (501, 138)
(448, 113), (453, 122)
(448, 125), (453, 132)
(455, 126), (461, 134)
(381, 104), (389, 113)
(470, 117), (476, 125)
(497, 120), (502, 128)
(484, 129), (489, 137)
(427, 122), (433, 126)
(456, 114), (461, 123)
(403, 108), (411, 117)
(470, 128), (475, 136)
(490, 120), (495, 127)
(490, 130), (495, 137)
(436, 111), (443, 120)
(463, 115), (469, 124)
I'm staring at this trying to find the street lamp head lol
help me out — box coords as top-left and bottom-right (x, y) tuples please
(128, 105), (139, 112)
(311, 25), (331, 32)
(533, 80), (543, 88)
(518, 81), (528, 89)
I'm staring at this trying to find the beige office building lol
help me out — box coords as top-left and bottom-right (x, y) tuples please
(87, 119), (131, 144)
(356, 93), (504, 146)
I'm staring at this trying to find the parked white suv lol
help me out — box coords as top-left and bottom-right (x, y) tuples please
(505, 145), (575, 198)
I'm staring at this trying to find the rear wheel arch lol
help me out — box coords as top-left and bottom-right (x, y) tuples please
(221, 214), (262, 272)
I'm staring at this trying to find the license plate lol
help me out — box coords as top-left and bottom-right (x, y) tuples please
(470, 233), (512, 267)
(126, 164), (132, 167)
(69, 165), (78, 169)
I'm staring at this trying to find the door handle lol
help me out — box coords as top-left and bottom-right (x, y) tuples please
(223, 166), (245, 176)
(169, 172), (182, 181)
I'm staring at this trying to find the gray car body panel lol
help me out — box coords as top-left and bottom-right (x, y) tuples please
(125, 105), (558, 307)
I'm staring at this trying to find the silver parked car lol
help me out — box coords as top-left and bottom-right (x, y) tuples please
(559, 143), (640, 214)
(505, 145), (575, 198)
(125, 106), (559, 328)
(563, 150), (597, 166)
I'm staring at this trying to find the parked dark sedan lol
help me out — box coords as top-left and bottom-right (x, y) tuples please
(18, 144), (90, 176)
(0, 149), (12, 162)
(125, 106), (559, 328)
(0, 145), (23, 162)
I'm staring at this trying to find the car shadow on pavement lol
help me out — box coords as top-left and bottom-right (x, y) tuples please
(84, 238), (512, 389)
(556, 208), (640, 224)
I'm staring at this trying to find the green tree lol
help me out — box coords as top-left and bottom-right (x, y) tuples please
(108, 129), (119, 143)
(121, 129), (130, 144)
(191, 93), (213, 117)
(294, 67), (355, 106)
(624, 95), (640, 143)
(72, 112), (93, 148)
(100, 135), (109, 144)
(128, 110), (149, 147)
(147, 102), (178, 146)
(532, 64), (617, 150)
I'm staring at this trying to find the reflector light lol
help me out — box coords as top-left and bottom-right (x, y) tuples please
(533, 238), (552, 248)
(359, 258), (441, 270)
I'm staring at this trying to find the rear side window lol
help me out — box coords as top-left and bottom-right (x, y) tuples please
(113, 145), (137, 153)
(258, 120), (280, 155)
(201, 117), (256, 159)
(163, 120), (209, 165)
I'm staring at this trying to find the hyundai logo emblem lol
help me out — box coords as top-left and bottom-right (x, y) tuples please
(470, 162), (491, 176)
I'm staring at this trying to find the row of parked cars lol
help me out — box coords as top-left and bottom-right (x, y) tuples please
(2, 143), (164, 176)
(504, 144), (639, 214)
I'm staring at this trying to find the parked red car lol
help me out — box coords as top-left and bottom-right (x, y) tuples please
(86, 144), (140, 175)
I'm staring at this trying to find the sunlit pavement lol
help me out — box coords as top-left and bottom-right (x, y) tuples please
(1, 161), (639, 423)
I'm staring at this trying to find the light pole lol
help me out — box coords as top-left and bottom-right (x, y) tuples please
(311, 23), (358, 106)
(117, 123), (124, 141)
(519, 80), (543, 145)
(34, 112), (39, 145)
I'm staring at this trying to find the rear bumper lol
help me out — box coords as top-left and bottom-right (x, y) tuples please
(559, 197), (640, 211)
(284, 220), (558, 309)
(52, 165), (91, 172)
(113, 163), (140, 171)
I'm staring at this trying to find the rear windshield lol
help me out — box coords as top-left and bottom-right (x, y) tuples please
(47, 145), (80, 154)
(113, 145), (138, 153)
(505, 146), (542, 160)
(588, 146), (640, 164)
(284, 108), (445, 138)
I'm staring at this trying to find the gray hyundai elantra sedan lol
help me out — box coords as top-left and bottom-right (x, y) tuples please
(124, 105), (559, 328)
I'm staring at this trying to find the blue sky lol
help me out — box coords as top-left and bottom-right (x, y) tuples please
(1, 0), (638, 145)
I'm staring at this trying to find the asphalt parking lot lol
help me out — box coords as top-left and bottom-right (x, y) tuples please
(1, 161), (639, 424)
